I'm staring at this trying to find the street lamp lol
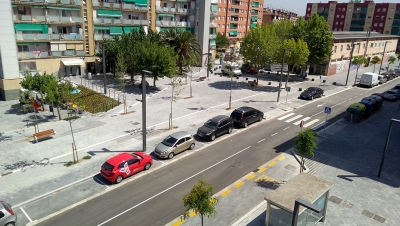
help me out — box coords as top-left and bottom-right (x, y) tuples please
(277, 48), (289, 102)
(345, 41), (360, 87)
(378, 41), (391, 75)
(203, 39), (211, 78)
(141, 70), (152, 153)
(102, 42), (107, 94)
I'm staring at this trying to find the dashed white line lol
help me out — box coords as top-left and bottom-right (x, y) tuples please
(348, 98), (353, 100)
(271, 133), (278, 136)
(20, 207), (33, 222)
(283, 126), (290, 130)
(303, 119), (320, 128)
(258, 139), (265, 143)
(332, 100), (348, 108)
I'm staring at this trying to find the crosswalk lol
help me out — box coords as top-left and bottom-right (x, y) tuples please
(278, 113), (320, 128)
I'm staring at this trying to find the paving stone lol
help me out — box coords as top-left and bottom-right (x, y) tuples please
(372, 214), (386, 223)
(328, 195), (343, 205)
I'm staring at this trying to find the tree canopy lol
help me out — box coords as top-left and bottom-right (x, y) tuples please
(216, 32), (229, 49)
(294, 128), (318, 173)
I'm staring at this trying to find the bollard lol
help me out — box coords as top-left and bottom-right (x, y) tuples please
(299, 88), (302, 91)
(323, 80), (326, 83)
(312, 78), (314, 81)
(246, 78), (248, 80)
(268, 72), (270, 74)
(333, 82), (337, 85)
(268, 82), (271, 85)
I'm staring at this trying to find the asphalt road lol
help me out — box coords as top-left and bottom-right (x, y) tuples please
(36, 79), (399, 226)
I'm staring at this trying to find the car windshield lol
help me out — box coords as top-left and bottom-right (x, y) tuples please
(232, 66), (240, 70)
(204, 120), (218, 129)
(305, 88), (316, 92)
(386, 91), (396, 94)
(102, 162), (114, 171)
(231, 111), (242, 120)
(162, 135), (178, 147)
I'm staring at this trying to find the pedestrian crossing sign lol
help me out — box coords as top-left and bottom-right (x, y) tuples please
(324, 107), (331, 114)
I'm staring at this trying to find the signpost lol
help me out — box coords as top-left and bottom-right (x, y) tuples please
(285, 86), (291, 108)
(271, 64), (288, 72)
(323, 107), (332, 132)
(319, 75), (322, 87)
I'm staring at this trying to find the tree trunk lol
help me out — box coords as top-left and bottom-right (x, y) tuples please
(57, 105), (62, 120)
(256, 65), (259, 84)
(285, 70), (290, 88)
(201, 215), (204, 226)
(300, 156), (304, 173)
(169, 86), (174, 129)
(153, 77), (156, 87)
(373, 64), (376, 73)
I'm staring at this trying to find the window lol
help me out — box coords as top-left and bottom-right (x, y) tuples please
(381, 16), (385, 20)
(374, 23), (377, 26)
(337, 8), (341, 11)
(176, 138), (185, 146)
(342, 8), (345, 11)
(379, 23), (383, 27)
(370, 43), (373, 47)
(307, 7), (310, 11)
(340, 21), (343, 25)
(377, 8), (381, 12)
(341, 15), (344, 18)
(340, 45), (343, 52)
(62, 10), (71, 17)
(375, 16), (380, 19)
(163, 2), (166, 7)
(336, 14), (339, 18)
(385, 31), (389, 34)
(367, 16), (371, 19)
(127, 159), (139, 165)
(362, 44), (365, 49)
(382, 8), (386, 12)
(334, 46), (337, 53)
(18, 45), (29, 52)
(335, 21), (338, 25)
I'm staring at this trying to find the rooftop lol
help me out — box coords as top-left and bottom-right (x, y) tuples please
(333, 31), (400, 40)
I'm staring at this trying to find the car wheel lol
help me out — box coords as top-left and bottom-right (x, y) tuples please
(115, 175), (123, 184)
(259, 116), (263, 122)
(227, 127), (233, 134)
(244, 122), (248, 128)
(210, 133), (216, 141)
(189, 143), (195, 150)
(168, 152), (174, 159)
(5, 223), (16, 226)
(144, 162), (151, 170)
(311, 95), (314, 100)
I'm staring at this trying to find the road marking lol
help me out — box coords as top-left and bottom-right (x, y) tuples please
(231, 200), (268, 226)
(277, 113), (295, 120)
(294, 117), (311, 125)
(348, 98), (353, 100)
(332, 100), (348, 108)
(268, 161), (277, 167)
(310, 111), (323, 117)
(172, 219), (185, 226)
(258, 139), (265, 143)
(97, 146), (251, 226)
(278, 155), (285, 161)
(189, 211), (197, 217)
(93, 176), (110, 188)
(20, 207), (33, 222)
(303, 119), (320, 128)
(246, 173), (256, 181)
(271, 133), (278, 136)
(257, 167), (267, 173)
(285, 115), (303, 122)
(283, 126), (290, 130)
(234, 181), (245, 188)
(255, 175), (267, 182)
(312, 122), (327, 130)
(220, 189), (232, 197)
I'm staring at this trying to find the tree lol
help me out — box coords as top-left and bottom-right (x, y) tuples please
(20, 72), (56, 111)
(397, 54), (400, 61)
(168, 76), (183, 129)
(44, 77), (74, 120)
(351, 56), (369, 85)
(182, 179), (219, 226)
(294, 128), (318, 173)
(387, 55), (397, 71)
(241, 23), (281, 83)
(370, 56), (381, 73)
(271, 18), (294, 42)
(280, 38), (310, 87)
(216, 32), (229, 49)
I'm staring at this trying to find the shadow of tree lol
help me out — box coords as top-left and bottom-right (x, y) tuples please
(3, 104), (29, 116)
(208, 81), (280, 92)
(1, 158), (50, 173)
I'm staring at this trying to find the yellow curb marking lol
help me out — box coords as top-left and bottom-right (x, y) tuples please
(255, 175), (267, 182)
(246, 173), (256, 180)
(189, 211), (197, 217)
(234, 181), (245, 188)
(268, 161), (277, 167)
(220, 189), (232, 197)
(257, 167), (267, 173)
(172, 219), (185, 226)
(278, 155), (285, 161)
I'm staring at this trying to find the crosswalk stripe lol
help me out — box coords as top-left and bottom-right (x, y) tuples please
(277, 113), (295, 120)
(285, 115), (303, 122)
(293, 117), (311, 125)
(303, 119), (320, 127)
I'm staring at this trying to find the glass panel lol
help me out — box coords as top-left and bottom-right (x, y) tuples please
(297, 194), (326, 226)
(268, 204), (292, 226)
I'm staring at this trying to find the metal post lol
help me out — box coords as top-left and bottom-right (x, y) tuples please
(102, 42), (107, 94)
(277, 49), (286, 102)
(141, 70), (152, 153)
(345, 41), (355, 87)
(378, 41), (388, 75)
(324, 113), (328, 133)
(285, 89), (289, 108)
(207, 39), (210, 78)
(378, 119), (399, 177)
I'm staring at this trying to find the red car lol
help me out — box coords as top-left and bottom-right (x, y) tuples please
(247, 68), (258, 74)
(100, 152), (153, 183)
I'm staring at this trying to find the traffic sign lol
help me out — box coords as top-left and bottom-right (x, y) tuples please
(286, 86), (291, 92)
(324, 107), (332, 114)
(270, 64), (288, 72)
(300, 120), (305, 128)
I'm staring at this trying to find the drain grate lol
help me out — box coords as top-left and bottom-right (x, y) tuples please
(284, 164), (296, 171)
(328, 196), (342, 205)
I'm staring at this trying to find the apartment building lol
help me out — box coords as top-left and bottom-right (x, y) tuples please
(262, 8), (298, 25)
(1, 0), (217, 100)
(215, 0), (263, 43)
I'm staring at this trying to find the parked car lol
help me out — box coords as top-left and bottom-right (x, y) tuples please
(387, 70), (397, 78)
(383, 89), (400, 101)
(360, 72), (380, 87)
(377, 75), (387, 84)
(230, 106), (264, 128)
(393, 84), (400, 90)
(371, 93), (384, 98)
(153, 131), (195, 159)
(0, 201), (16, 226)
(100, 152), (153, 183)
(393, 68), (400, 76)
(380, 73), (392, 81)
(247, 67), (258, 74)
(299, 87), (324, 100)
(197, 115), (233, 141)
(381, 71), (395, 80)
(221, 62), (242, 76)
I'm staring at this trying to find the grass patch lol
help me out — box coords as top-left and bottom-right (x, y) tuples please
(83, 155), (92, 160)
(66, 85), (120, 114)
(63, 116), (80, 121)
(64, 155), (92, 167)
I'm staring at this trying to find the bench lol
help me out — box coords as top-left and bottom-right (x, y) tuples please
(198, 76), (206, 81)
(33, 129), (56, 143)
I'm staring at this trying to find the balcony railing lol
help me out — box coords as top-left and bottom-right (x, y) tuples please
(94, 34), (114, 40)
(15, 33), (83, 41)
(12, 0), (81, 5)
(209, 34), (216, 39)
(13, 15), (47, 22)
(47, 16), (82, 23)
(176, 21), (193, 27)
(210, 0), (218, 3)
(121, 3), (148, 11)
(17, 50), (84, 60)
(210, 22), (217, 27)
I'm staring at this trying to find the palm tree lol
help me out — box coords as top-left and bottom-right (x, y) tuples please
(370, 56), (381, 73)
(161, 30), (201, 77)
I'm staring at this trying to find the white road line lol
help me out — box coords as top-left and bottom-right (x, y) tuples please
(310, 111), (323, 117)
(20, 207), (33, 222)
(283, 126), (290, 130)
(97, 146), (251, 226)
(332, 100), (348, 108)
(348, 98), (353, 100)
(157, 160), (165, 165)
(293, 117), (311, 125)
(285, 115), (303, 122)
(94, 177), (110, 188)
(312, 122), (327, 130)
(271, 133), (278, 136)
(258, 139), (265, 143)
(277, 113), (295, 120)
(303, 119), (320, 128)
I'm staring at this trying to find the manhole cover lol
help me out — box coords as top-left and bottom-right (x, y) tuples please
(284, 164), (296, 171)
(230, 163), (243, 168)
(373, 215), (386, 223)
(328, 196), (342, 205)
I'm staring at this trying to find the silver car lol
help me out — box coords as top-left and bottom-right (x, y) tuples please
(0, 201), (17, 226)
(383, 89), (400, 101)
(153, 131), (195, 159)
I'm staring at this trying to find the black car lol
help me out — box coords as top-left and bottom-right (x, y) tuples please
(393, 84), (400, 90)
(230, 106), (264, 128)
(381, 72), (395, 80)
(299, 87), (324, 100)
(197, 115), (233, 141)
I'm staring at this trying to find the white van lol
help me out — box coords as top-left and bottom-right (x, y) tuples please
(359, 72), (379, 88)
(221, 61), (242, 76)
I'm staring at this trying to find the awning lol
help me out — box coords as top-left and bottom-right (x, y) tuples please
(110, 26), (123, 35)
(251, 16), (258, 21)
(250, 24), (257, 28)
(62, 59), (85, 66)
(158, 14), (175, 17)
(134, 0), (148, 7)
(252, 2), (259, 7)
(211, 4), (218, 12)
(123, 26), (140, 33)
(94, 26), (110, 30)
(229, 31), (238, 35)
(97, 9), (122, 18)
(209, 40), (216, 45)
(15, 24), (48, 33)
(122, 0), (135, 2)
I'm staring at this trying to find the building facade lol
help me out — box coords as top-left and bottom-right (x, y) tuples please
(2, 0), (224, 101)
(262, 8), (298, 25)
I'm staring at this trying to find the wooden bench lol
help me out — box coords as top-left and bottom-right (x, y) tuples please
(33, 129), (56, 143)
(198, 76), (206, 81)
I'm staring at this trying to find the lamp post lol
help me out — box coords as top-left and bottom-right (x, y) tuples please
(277, 49), (287, 102)
(378, 41), (390, 75)
(207, 38), (210, 78)
(141, 70), (152, 153)
(345, 41), (360, 87)
(102, 42), (107, 94)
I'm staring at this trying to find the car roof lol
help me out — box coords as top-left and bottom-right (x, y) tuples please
(169, 131), (191, 139)
(234, 106), (255, 113)
(386, 89), (398, 92)
(306, 87), (319, 90)
(106, 153), (134, 165)
(210, 115), (230, 122)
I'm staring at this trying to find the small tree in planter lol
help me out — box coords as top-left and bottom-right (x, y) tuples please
(387, 55), (397, 71)
(370, 56), (381, 73)
(293, 128), (318, 173)
(351, 56), (369, 85)
(169, 76), (184, 129)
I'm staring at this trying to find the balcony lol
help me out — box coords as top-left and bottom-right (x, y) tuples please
(17, 50), (84, 60)
(92, 0), (121, 9)
(11, 0), (81, 5)
(176, 8), (189, 14)
(210, 0), (218, 3)
(209, 34), (216, 39)
(123, 19), (148, 26)
(13, 15), (47, 22)
(47, 16), (82, 24)
(210, 22), (217, 28)
(94, 34), (114, 40)
(16, 33), (83, 41)
(121, 3), (148, 11)
(176, 21), (193, 27)
(232, 0), (240, 5)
